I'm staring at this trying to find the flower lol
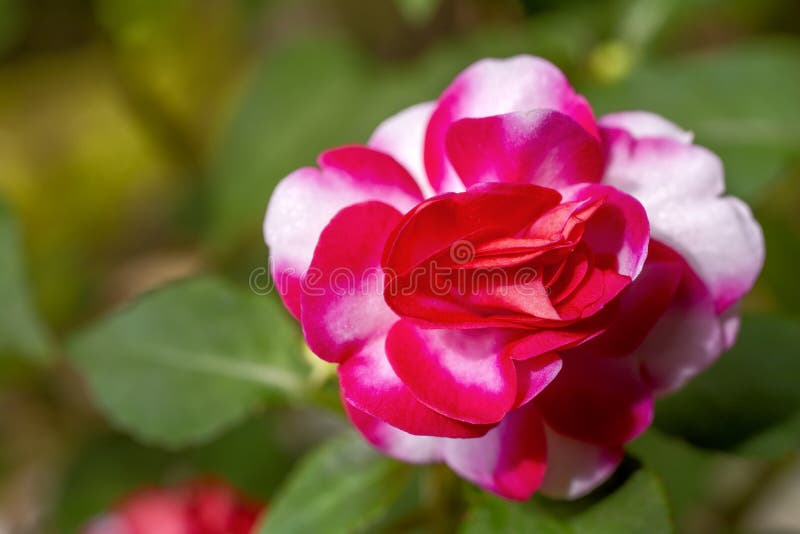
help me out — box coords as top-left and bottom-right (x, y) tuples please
(82, 479), (264, 534)
(264, 56), (764, 500)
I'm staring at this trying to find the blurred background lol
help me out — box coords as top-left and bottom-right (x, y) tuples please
(0, 0), (799, 532)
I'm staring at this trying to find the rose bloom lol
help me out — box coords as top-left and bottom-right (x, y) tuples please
(82, 479), (263, 534)
(264, 56), (764, 500)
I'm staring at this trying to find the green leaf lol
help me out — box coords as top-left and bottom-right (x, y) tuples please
(462, 494), (569, 534)
(569, 470), (672, 534)
(0, 202), (51, 363)
(257, 432), (410, 534)
(67, 276), (306, 447)
(585, 39), (800, 204)
(628, 430), (717, 519)
(656, 313), (800, 456)
(462, 469), (672, 534)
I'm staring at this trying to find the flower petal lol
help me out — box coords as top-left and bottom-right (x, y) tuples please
(344, 400), (443, 464)
(536, 351), (653, 445)
(386, 321), (520, 424)
(561, 183), (650, 280)
(339, 333), (492, 438)
(369, 101), (436, 197)
(425, 55), (598, 193)
(505, 326), (605, 360)
(301, 201), (402, 363)
(630, 242), (726, 395)
(442, 403), (548, 500)
(599, 111), (693, 143)
(445, 110), (603, 189)
(577, 242), (685, 358)
(648, 196), (763, 313)
(264, 146), (423, 317)
(601, 128), (764, 312)
(347, 394), (569, 500)
(538, 425), (623, 499)
(513, 353), (562, 408)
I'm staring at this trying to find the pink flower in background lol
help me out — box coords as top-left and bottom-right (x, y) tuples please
(264, 56), (764, 500)
(82, 479), (264, 534)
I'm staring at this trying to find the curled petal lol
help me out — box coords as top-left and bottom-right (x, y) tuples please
(513, 353), (563, 408)
(561, 183), (650, 280)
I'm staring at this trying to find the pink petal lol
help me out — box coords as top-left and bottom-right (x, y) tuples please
(630, 243), (726, 396)
(369, 101), (436, 197)
(264, 147), (423, 317)
(601, 129), (724, 205)
(538, 425), (623, 499)
(577, 244), (684, 358)
(442, 403), (548, 500)
(445, 110), (603, 189)
(344, 401), (443, 464)
(300, 201), (402, 363)
(513, 353), (563, 408)
(561, 183), (650, 280)
(601, 128), (764, 312)
(386, 321), (520, 424)
(339, 334), (492, 439)
(505, 327), (605, 360)
(425, 55), (598, 193)
(535, 351), (653, 446)
(648, 197), (763, 313)
(721, 306), (741, 350)
(598, 111), (693, 143)
(347, 399), (551, 501)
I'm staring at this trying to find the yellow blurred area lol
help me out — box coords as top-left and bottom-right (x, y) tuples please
(0, 47), (177, 326)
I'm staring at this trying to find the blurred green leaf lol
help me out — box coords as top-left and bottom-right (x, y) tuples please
(256, 432), (410, 534)
(395, 0), (440, 26)
(462, 494), (569, 534)
(755, 176), (800, 314)
(656, 314), (800, 456)
(569, 469), (672, 533)
(628, 429), (717, 519)
(0, 202), (51, 362)
(207, 39), (368, 250)
(67, 276), (306, 447)
(462, 469), (672, 533)
(0, 0), (24, 56)
(585, 39), (800, 204)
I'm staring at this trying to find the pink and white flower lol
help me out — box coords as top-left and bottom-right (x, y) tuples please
(264, 56), (764, 500)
